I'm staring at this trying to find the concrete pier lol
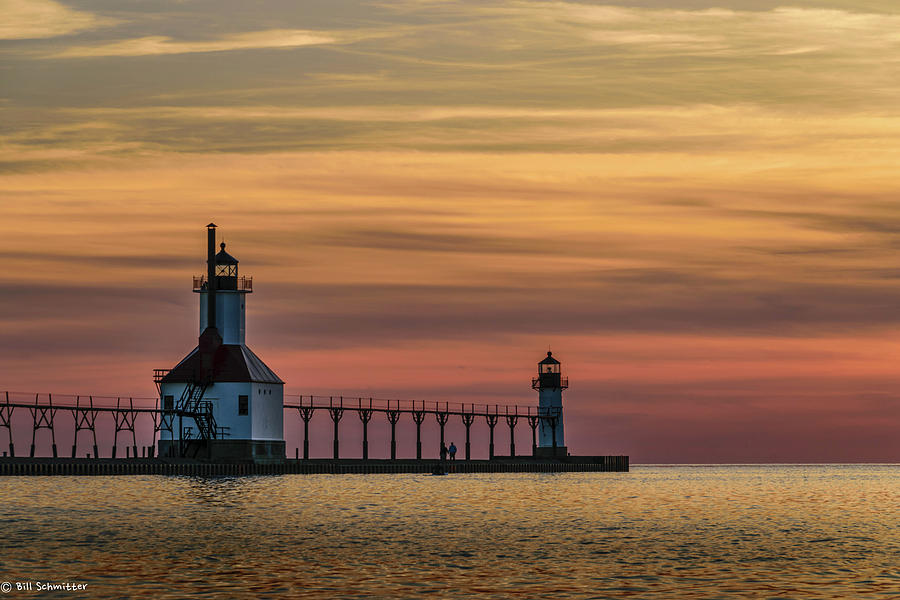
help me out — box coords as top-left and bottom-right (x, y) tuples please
(0, 456), (628, 477)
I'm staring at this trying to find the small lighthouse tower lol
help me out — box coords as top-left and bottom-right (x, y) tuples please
(156, 224), (285, 461)
(532, 351), (567, 457)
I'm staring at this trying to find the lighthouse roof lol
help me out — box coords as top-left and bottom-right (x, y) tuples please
(215, 242), (239, 265)
(160, 344), (283, 384)
(539, 351), (560, 365)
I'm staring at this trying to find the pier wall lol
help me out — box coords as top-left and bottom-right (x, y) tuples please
(0, 456), (628, 477)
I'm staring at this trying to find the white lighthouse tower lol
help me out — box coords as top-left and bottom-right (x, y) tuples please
(157, 224), (285, 461)
(532, 351), (567, 457)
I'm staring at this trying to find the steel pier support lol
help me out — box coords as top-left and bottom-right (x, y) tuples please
(527, 416), (539, 457)
(436, 411), (449, 449)
(112, 398), (137, 459)
(2, 392), (14, 458)
(73, 396), (99, 458)
(387, 410), (401, 460)
(299, 405), (314, 460)
(462, 412), (475, 461)
(412, 410), (425, 460)
(506, 414), (518, 458)
(29, 393), (58, 458)
(359, 404), (373, 460)
(486, 413), (499, 460)
(328, 400), (344, 460)
(153, 395), (174, 459)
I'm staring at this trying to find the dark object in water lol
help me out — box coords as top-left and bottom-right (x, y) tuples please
(431, 465), (448, 476)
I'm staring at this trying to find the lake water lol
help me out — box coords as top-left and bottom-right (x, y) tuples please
(1, 465), (898, 598)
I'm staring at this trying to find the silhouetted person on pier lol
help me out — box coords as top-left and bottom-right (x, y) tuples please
(440, 442), (448, 462)
(448, 442), (457, 461)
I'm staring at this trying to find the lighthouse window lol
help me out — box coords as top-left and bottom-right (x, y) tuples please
(238, 395), (248, 415)
(164, 395), (174, 410)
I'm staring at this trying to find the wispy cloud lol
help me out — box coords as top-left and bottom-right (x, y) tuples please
(468, 2), (900, 55)
(6, 103), (900, 161)
(51, 28), (339, 58)
(0, 0), (117, 40)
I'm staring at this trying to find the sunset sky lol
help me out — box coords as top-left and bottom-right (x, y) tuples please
(2, 0), (900, 462)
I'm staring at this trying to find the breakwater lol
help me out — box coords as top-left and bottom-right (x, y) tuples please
(0, 456), (628, 477)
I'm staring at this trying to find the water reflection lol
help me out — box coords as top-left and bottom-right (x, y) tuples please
(0, 466), (898, 598)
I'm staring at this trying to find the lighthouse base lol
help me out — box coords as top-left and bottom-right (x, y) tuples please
(157, 439), (285, 463)
(534, 446), (568, 458)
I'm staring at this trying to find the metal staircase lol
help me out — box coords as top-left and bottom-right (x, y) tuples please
(177, 381), (206, 415)
(175, 382), (229, 457)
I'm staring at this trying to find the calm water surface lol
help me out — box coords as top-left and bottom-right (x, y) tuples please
(1, 465), (898, 598)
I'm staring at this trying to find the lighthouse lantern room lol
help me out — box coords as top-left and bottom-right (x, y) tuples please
(157, 224), (285, 462)
(532, 351), (568, 457)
